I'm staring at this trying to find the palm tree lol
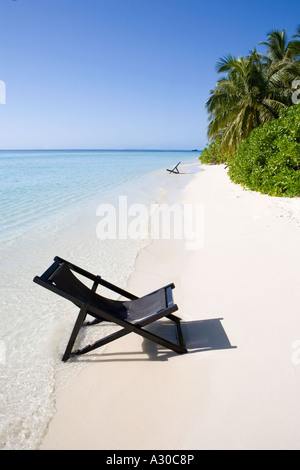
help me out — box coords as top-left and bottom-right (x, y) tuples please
(259, 27), (300, 105)
(206, 26), (300, 156)
(260, 27), (300, 64)
(206, 52), (283, 155)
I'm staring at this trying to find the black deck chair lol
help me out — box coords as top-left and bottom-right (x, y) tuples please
(166, 162), (181, 174)
(33, 256), (187, 361)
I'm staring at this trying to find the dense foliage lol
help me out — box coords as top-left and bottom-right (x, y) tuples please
(227, 104), (300, 197)
(200, 140), (228, 164)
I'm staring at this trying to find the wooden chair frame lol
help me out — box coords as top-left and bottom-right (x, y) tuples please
(33, 256), (188, 361)
(166, 162), (181, 174)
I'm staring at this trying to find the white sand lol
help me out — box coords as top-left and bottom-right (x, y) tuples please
(40, 164), (300, 450)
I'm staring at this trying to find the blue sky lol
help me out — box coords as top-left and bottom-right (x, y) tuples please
(0, 0), (299, 150)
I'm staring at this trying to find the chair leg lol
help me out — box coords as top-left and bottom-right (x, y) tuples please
(167, 314), (185, 349)
(63, 307), (188, 360)
(135, 325), (188, 354)
(73, 327), (130, 356)
(137, 308), (187, 353)
(73, 324), (187, 357)
(62, 304), (88, 362)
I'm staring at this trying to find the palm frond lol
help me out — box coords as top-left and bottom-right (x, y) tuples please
(205, 25), (300, 155)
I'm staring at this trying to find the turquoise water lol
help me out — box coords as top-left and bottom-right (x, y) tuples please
(0, 150), (196, 244)
(0, 149), (199, 450)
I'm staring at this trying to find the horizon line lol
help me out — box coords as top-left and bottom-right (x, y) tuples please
(0, 148), (202, 152)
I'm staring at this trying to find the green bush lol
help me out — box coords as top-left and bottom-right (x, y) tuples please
(200, 140), (228, 165)
(228, 104), (300, 197)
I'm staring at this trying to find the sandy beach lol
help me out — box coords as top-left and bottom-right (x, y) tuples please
(40, 164), (300, 450)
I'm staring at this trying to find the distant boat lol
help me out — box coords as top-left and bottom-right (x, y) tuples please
(192, 149), (199, 152)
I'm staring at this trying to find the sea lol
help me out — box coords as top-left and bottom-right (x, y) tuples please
(0, 149), (200, 450)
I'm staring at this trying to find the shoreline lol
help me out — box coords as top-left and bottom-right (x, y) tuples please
(40, 164), (300, 450)
(0, 155), (198, 450)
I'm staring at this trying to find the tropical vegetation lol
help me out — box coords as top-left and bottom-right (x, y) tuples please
(200, 25), (300, 197)
(199, 139), (228, 165)
(228, 104), (300, 197)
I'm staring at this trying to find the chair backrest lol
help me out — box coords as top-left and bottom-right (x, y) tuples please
(48, 263), (127, 318)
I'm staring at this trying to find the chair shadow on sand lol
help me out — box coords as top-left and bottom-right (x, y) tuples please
(141, 318), (237, 361)
(82, 318), (237, 363)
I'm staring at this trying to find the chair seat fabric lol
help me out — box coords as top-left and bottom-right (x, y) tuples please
(49, 263), (167, 322)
